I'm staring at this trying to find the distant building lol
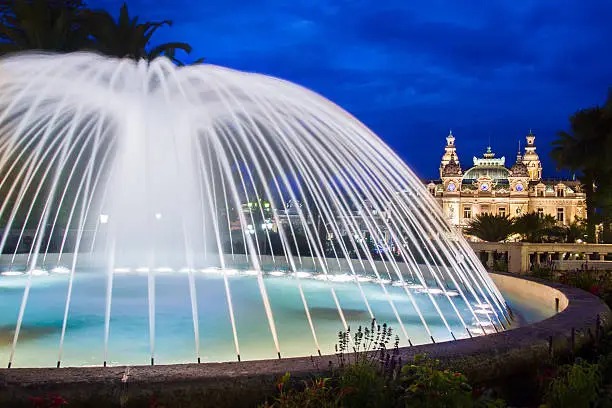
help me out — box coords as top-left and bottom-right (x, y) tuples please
(427, 130), (586, 231)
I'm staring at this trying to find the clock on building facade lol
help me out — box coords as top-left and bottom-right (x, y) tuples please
(430, 130), (586, 231)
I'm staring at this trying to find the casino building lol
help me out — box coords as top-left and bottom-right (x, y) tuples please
(426, 130), (586, 230)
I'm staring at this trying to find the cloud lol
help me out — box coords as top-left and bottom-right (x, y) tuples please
(87, 0), (612, 178)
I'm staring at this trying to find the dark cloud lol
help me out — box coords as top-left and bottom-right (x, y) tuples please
(88, 0), (612, 178)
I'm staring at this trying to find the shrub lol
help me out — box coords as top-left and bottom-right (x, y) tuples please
(335, 320), (401, 407)
(399, 355), (506, 408)
(559, 268), (602, 292)
(531, 264), (554, 280)
(262, 321), (508, 408)
(260, 373), (339, 408)
(493, 260), (508, 273)
(542, 358), (601, 408)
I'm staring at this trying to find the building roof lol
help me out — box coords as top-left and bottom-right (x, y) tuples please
(462, 165), (510, 182)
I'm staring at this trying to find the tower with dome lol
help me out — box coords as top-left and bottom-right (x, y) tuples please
(427, 130), (586, 234)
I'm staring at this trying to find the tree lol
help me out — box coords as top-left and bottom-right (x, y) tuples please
(565, 218), (588, 243)
(513, 212), (557, 242)
(0, 0), (202, 65)
(552, 91), (612, 242)
(0, 0), (91, 55)
(164, 48), (204, 66)
(464, 214), (514, 242)
(85, 2), (192, 61)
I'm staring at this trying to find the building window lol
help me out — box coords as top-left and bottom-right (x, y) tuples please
(463, 206), (471, 219)
(538, 190), (544, 197)
(537, 208), (544, 217)
(498, 207), (506, 217)
(557, 208), (564, 223)
(556, 188), (565, 197)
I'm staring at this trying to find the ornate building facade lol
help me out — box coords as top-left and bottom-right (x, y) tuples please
(427, 130), (586, 231)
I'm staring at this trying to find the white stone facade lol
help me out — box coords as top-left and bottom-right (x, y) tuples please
(427, 131), (586, 232)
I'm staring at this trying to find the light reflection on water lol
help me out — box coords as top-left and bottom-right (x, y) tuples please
(0, 271), (553, 368)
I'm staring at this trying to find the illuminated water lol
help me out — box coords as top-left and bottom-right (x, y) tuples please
(0, 52), (510, 367)
(0, 270), (550, 368)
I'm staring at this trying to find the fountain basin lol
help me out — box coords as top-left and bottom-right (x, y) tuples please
(1, 253), (531, 368)
(0, 272), (607, 408)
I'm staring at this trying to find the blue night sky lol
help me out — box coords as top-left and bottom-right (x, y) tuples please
(90, 0), (612, 179)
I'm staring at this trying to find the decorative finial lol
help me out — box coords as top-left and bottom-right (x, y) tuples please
(528, 128), (533, 136)
(449, 129), (453, 136)
(516, 140), (523, 161)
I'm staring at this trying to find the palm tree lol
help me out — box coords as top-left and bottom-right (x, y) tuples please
(464, 214), (514, 242)
(552, 91), (612, 241)
(164, 48), (204, 66)
(0, 0), (90, 55)
(513, 212), (557, 242)
(85, 2), (193, 61)
(565, 218), (588, 243)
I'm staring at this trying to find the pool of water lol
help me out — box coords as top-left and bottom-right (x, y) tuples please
(0, 270), (554, 368)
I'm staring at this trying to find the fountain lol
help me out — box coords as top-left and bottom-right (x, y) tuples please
(0, 52), (514, 369)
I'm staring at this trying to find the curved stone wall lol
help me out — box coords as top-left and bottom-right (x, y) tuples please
(0, 273), (609, 408)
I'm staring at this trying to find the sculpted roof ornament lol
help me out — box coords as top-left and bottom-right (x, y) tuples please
(442, 154), (462, 177)
(510, 152), (529, 177)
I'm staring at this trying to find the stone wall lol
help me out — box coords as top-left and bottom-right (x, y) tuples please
(469, 242), (612, 274)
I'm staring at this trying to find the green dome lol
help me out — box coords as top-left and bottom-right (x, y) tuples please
(462, 165), (510, 181)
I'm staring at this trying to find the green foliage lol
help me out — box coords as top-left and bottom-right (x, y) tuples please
(542, 358), (601, 408)
(0, 0), (201, 64)
(552, 91), (612, 242)
(84, 2), (191, 61)
(530, 264), (555, 280)
(566, 217), (589, 243)
(261, 373), (339, 408)
(264, 324), (508, 408)
(465, 213), (514, 242)
(513, 212), (557, 243)
(558, 268), (602, 293)
(493, 259), (508, 272)
(399, 354), (507, 408)
(0, 0), (90, 54)
(338, 360), (393, 408)
(400, 355), (473, 407)
(334, 320), (400, 407)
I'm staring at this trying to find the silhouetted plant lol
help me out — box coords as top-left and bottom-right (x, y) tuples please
(465, 213), (514, 242)
(513, 212), (557, 242)
(331, 320), (401, 407)
(335, 319), (399, 369)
